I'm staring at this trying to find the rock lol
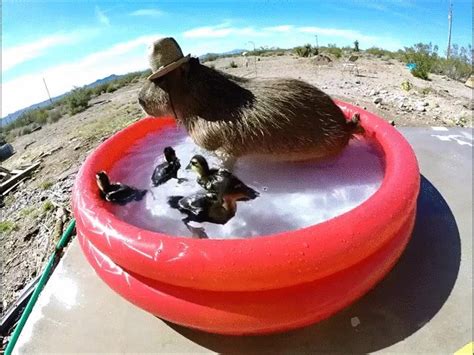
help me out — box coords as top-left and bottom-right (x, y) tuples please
(355, 80), (361, 84)
(380, 89), (388, 94)
(463, 101), (473, 110)
(369, 89), (379, 96)
(351, 317), (361, 327)
(373, 97), (383, 104)
(465, 75), (474, 88)
(415, 105), (426, 112)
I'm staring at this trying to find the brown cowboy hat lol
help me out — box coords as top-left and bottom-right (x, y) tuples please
(147, 37), (190, 80)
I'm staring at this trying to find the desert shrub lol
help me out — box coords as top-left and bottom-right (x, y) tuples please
(401, 80), (413, 91)
(229, 61), (238, 68)
(432, 44), (472, 81)
(42, 200), (55, 213)
(47, 109), (62, 123)
(91, 82), (110, 96)
(294, 43), (318, 57)
(67, 87), (91, 115)
(106, 84), (119, 93)
(40, 180), (54, 190)
(140, 69), (152, 78)
(403, 43), (439, 80)
(0, 221), (17, 234)
(324, 44), (342, 58)
(205, 54), (219, 62)
(20, 126), (32, 136)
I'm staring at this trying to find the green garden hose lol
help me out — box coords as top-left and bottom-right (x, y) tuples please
(4, 219), (76, 355)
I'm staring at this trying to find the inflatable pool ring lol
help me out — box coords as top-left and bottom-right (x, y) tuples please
(73, 101), (420, 334)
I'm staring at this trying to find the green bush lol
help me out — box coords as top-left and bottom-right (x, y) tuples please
(205, 54), (219, 62)
(325, 44), (342, 58)
(20, 126), (32, 135)
(354, 40), (359, 52)
(67, 87), (91, 115)
(0, 221), (17, 234)
(47, 109), (62, 123)
(294, 43), (318, 57)
(403, 43), (439, 80)
(229, 61), (238, 68)
(106, 84), (119, 93)
(432, 44), (472, 81)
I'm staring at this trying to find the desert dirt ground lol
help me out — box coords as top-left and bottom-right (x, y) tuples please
(0, 52), (472, 325)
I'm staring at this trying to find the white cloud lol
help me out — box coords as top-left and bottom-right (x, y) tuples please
(263, 25), (294, 32)
(181, 23), (402, 51)
(183, 24), (261, 38)
(95, 6), (110, 26)
(130, 9), (164, 17)
(1, 34), (163, 116)
(2, 33), (81, 72)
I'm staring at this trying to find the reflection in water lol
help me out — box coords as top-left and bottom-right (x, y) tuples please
(108, 127), (384, 238)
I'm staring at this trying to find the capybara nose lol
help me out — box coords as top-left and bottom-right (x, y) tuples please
(138, 98), (146, 107)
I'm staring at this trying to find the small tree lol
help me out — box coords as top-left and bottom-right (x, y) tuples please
(354, 40), (360, 52)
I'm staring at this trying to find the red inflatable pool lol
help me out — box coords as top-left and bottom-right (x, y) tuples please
(73, 101), (420, 335)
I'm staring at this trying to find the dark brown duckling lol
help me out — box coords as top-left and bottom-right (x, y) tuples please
(186, 154), (259, 201)
(151, 146), (182, 186)
(167, 179), (249, 238)
(96, 171), (147, 206)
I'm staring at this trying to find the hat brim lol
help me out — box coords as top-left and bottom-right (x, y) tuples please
(147, 54), (191, 80)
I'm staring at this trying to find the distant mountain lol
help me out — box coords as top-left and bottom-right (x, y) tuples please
(199, 48), (247, 62)
(1, 74), (123, 126)
(84, 74), (120, 89)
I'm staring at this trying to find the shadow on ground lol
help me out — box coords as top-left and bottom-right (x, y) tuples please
(166, 175), (461, 354)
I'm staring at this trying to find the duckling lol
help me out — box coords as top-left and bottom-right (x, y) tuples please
(167, 180), (248, 238)
(186, 154), (259, 201)
(151, 146), (182, 186)
(96, 171), (147, 206)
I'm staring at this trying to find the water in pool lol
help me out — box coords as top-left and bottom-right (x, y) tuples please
(107, 126), (384, 239)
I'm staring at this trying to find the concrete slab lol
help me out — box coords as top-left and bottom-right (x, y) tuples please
(14, 127), (473, 354)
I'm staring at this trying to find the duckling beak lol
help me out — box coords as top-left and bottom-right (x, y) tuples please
(185, 162), (192, 170)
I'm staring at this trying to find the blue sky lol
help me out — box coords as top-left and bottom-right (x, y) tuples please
(2, 0), (472, 117)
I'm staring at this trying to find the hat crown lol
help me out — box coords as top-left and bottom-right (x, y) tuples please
(148, 37), (184, 72)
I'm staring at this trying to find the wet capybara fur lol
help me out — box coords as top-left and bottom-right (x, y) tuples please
(138, 57), (364, 161)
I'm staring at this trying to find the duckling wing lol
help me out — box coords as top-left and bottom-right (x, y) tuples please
(213, 169), (259, 200)
(179, 193), (216, 216)
(152, 162), (174, 186)
(106, 185), (144, 205)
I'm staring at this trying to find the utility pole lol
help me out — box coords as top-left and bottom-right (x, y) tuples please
(42, 77), (53, 104)
(447, 0), (453, 59)
(314, 35), (319, 50)
(247, 41), (257, 77)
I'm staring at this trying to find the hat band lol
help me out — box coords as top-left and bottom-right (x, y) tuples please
(148, 54), (190, 80)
